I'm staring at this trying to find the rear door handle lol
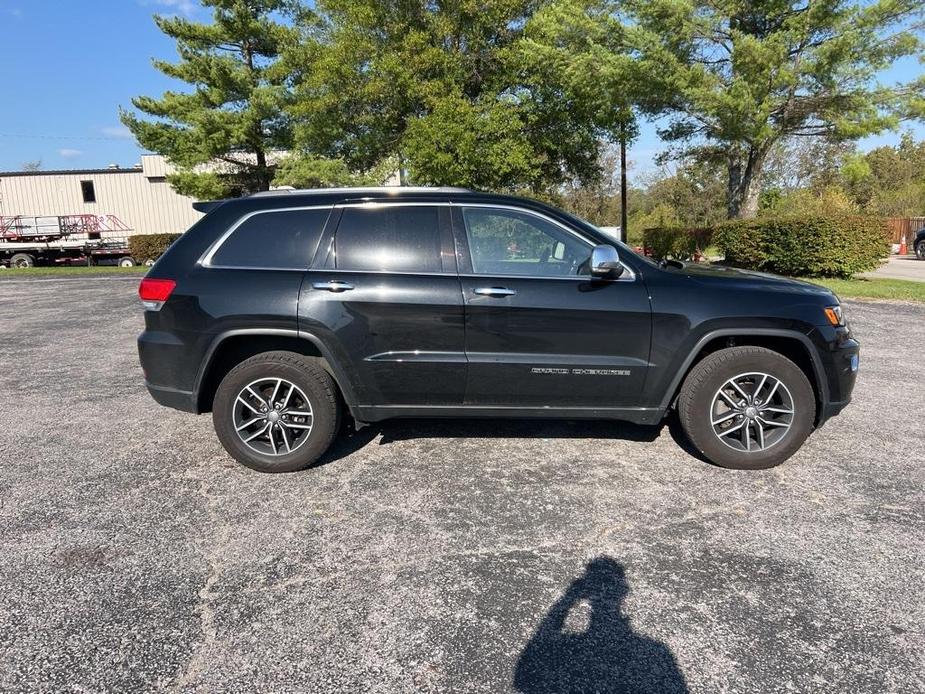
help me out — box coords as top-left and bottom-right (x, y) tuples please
(473, 287), (517, 297)
(312, 280), (354, 292)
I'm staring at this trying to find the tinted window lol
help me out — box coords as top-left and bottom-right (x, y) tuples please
(211, 208), (330, 269)
(462, 207), (591, 277)
(335, 206), (443, 273)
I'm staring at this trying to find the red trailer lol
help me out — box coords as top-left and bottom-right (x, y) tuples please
(0, 214), (139, 268)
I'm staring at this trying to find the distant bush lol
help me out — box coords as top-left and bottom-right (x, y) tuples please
(643, 226), (713, 260)
(128, 233), (181, 263)
(714, 215), (890, 279)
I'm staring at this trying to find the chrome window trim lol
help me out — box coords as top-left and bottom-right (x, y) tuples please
(456, 203), (636, 282)
(199, 204), (334, 269)
(310, 268), (459, 278)
(200, 199), (635, 281)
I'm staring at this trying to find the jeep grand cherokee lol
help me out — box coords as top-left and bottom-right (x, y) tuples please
(138, 187), (858, 472)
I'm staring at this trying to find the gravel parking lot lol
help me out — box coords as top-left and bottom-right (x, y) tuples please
(0, 276), (923, 693)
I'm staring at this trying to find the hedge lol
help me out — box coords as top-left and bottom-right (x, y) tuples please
(127, 233), (182, 263)
(643, 226), (713, 261)
(714, 215), (890, 279)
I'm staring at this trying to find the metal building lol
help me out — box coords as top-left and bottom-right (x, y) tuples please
(0, 155), (203, 236)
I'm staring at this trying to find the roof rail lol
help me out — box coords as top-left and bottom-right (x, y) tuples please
(248, 186), (471, 197)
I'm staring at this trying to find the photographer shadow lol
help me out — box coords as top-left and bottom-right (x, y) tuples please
(514, 557), (688, 694)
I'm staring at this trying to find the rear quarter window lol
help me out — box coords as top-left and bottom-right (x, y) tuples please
(209, 208), (331, 269)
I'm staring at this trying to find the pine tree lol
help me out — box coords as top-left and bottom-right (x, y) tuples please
(121, 0), (297, 197)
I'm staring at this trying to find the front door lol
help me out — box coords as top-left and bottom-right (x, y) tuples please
(454, 205), (651, 408)
(300, 202), (466, 406)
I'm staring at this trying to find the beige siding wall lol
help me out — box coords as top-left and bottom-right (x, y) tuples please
(0, 165), (202, 236)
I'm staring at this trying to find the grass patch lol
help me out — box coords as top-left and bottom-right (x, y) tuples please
(0, 265), (147, 278)
(800, 276), (925, 303)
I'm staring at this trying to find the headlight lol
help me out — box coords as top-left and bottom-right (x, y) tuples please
(824, 305), (845, 327)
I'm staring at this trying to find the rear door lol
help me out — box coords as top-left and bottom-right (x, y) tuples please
(454, 204), (652, 408)
(299, 202), (466, 406)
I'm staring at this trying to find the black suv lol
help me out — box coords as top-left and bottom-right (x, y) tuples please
(138, 188), (858, 472)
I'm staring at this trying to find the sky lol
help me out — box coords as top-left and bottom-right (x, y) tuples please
(0, 0), (922, 181)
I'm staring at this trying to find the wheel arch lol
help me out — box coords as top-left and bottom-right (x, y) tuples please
(193, 328), (360, 416)
(659, 329), (828, 423)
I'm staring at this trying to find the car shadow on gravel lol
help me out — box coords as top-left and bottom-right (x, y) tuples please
(514, 556), (689, 693)
(315, 415), (712, 468)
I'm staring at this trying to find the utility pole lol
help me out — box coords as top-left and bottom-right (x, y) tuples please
(620, 121), (628, 243)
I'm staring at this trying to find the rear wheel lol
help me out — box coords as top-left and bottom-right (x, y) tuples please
(916, 241), (925, 260)
(10, 253), (35, 268)
(212, 351), (341, 472)
(118, 256), (136, 267)
(678, 346), (815, 469)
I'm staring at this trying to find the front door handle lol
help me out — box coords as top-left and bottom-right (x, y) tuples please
(473, 287), (517, 297)
(312, 280), (354, 292)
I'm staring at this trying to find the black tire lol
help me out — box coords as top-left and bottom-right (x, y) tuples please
(677, 346), (815, 470)
(118, 256), (136, 268)
(10, 253), (35, 268)
(212, 351), (341, 473)
(916, 242), (925, 260)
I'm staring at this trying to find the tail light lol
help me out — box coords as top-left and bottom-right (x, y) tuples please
(138, 278), (176, 311)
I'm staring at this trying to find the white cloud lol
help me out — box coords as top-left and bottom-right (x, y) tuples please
(100, 125), (134, 140)
(139, 0), (198, 18)
(58, 149), (83, 160)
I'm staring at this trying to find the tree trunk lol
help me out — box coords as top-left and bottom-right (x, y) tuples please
(255, 147), (270, 191)
(727, 148), (767, 219)
(620, 123), (628, 243)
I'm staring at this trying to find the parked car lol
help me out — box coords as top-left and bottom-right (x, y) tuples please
(915, 228), (925, 259)
(138, 187), (858, 472)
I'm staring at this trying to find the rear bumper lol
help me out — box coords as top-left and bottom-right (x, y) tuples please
(138, 328), (204, 413)
(145, 382), (198, 414)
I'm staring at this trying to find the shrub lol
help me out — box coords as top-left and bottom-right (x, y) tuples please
(128, 233), (182, 263)
(714, 215), (890, 278)
(643, 226), (713, 260)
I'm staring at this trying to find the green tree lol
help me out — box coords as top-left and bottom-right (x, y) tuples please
(629, 0), (925, 218)
(518, 0), (638, 233)
(286, 0), (613, 192)
(121, 0), (298, 197)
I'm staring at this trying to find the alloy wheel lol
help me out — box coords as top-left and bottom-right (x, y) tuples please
(232, 377), (314, 456)
(710, 372), (795, 453)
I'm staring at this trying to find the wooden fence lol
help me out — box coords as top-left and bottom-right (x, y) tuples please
(887, 217), (925, 248)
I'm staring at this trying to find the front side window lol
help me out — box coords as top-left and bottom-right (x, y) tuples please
(210, 208), (330, 269)
(335, 205), (443, 273)
(462, 207), (591, 277)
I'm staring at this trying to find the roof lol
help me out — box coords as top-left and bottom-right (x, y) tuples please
(0, 166), (143, 177)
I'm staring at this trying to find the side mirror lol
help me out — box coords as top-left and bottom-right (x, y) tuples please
(590, 244), (625, 278)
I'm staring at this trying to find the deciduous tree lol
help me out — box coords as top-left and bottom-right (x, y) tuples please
(629, 0), (925, 218)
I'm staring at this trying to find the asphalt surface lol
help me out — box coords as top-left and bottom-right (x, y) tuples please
(862, 255), (925, 283)
(0, 276), (923, 693)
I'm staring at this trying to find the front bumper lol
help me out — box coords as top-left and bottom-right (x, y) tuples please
(815, 326), (859, 426)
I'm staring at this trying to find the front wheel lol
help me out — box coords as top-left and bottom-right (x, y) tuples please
(916, 242), (925, 260)
(212, 351), (341, 472)
(678, 346), (815, 469)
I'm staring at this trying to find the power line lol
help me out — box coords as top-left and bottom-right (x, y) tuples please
(0, 133), (135, 142)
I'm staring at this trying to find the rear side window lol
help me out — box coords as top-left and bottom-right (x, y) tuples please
(209, 208), (330, 269)
(334, 206), (443, 273)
